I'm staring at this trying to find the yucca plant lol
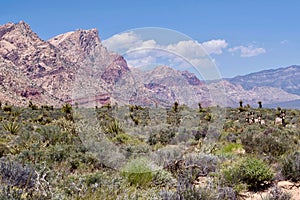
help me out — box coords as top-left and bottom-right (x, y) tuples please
(104, 119), (123, 136)
(3, 121), (20, 134)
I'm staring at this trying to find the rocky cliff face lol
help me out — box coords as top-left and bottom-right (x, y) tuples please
(0, 21), (299, 108)
(0, 21), (130, 107)
(138, 66), (212, 107)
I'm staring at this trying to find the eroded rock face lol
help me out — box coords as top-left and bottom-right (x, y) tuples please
(101, 56), (130, 84)
(0, 21), (300, 108)
(181, 70), (203, 86)
(0, 21), (130, 107)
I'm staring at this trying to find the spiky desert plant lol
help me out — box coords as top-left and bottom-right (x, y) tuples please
(258, 101), (262, 108)
(61, 103), (73, 121)
(104, 119), (123, 136)
(3, 120), (20, 134)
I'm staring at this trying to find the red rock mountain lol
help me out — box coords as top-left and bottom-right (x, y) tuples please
(0, 21), (130, 107)
(0, 21), (299, 108)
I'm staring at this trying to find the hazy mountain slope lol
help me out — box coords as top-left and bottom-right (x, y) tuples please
(264, 99), (300, 109)
(212, 80), (300, 107)
(228, 65), (300, 95)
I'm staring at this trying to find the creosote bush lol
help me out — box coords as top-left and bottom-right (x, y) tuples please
(222, 157), (274, 191)
(240, 128), (292, 157)
(121, 157), (154, 187)
(148, 125), (176, 145)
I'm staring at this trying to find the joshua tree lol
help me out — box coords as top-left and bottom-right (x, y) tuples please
(173, 101), (179, 112)
(239, 100), (247, 112)
(258, 101), (262, 108)
(239, 100), (243, 108)
(198, 102), (202, 110)
(62, 103), (73, 121)
(28, 100), (38, 110)
(167, 101), (181, 126)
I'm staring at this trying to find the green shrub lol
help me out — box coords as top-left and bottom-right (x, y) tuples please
(112, 133), (141, 145)
(46, 145), (70, 163)
(148, 126), (176, 145)
(84, 172), (103, 187)
(204, 113), (212, 121)
(125, 144), (150, 155)
(152, 169), (176, 187)
(241, 128), (292, 157)
(121, 157), (154, 187)
(129, 105), (150, 126)
(282, 151), (300, 182)
(38, 125), (65, 145)
(223, 157), (274, 191)
(216, 143), (244, 156)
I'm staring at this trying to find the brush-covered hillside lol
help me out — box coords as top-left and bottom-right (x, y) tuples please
(0, 102), (299, 199)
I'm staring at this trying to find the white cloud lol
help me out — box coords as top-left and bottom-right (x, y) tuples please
(280, 40), (289, 44)
(102, 32), (159, 54)
(103, 32), (227, 73)
(166, 40), (206, 58)
(228, 45), (266, 57)
(102, 31), (140, 52)
(201, 39), (228, 55)
(103, 32), (226, 55)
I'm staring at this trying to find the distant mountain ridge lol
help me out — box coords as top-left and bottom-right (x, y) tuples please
(265, 99), (300, 109)
(227, 65), (300, 96)
(0, 21), (300, 108)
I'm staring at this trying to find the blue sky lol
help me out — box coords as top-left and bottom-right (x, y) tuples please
(1, 0), (300, 78)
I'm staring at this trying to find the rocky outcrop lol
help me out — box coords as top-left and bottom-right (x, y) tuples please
(101, 56), (130, 84)
(181, 70), (203, 86)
